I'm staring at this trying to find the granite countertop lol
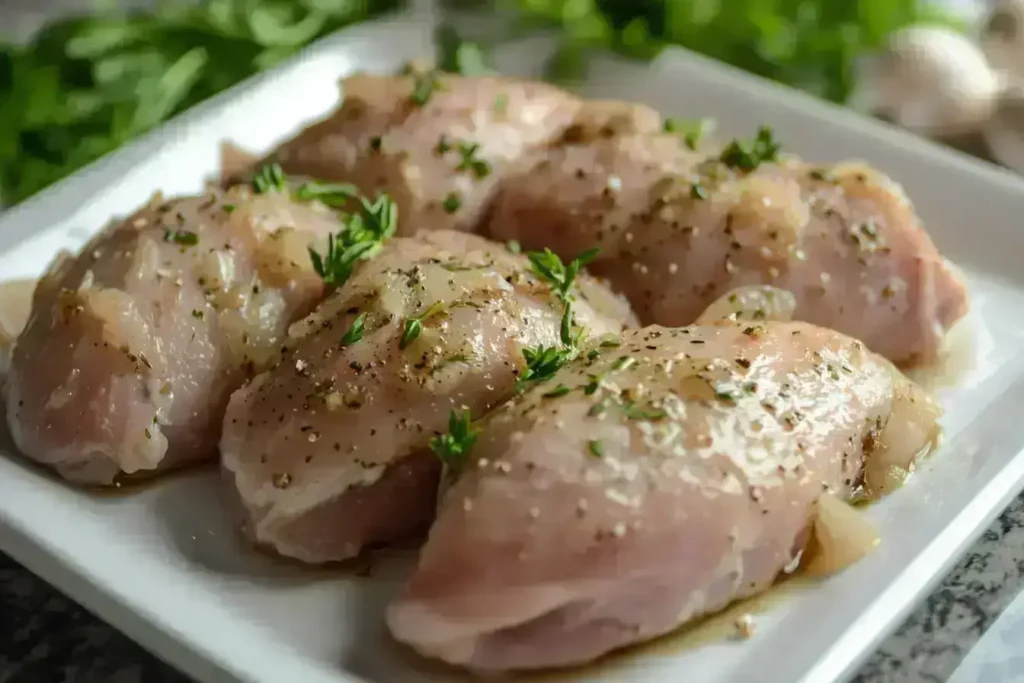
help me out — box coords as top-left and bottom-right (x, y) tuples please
(4, 494), (1024, 683)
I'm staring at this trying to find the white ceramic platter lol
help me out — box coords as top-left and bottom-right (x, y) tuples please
(4, 16), (1024, 683)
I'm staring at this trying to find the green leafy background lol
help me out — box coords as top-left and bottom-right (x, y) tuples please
(0, 0), (966, 206)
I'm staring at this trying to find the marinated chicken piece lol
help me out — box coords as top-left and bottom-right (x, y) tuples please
(265, 72), (581, 235)
(388, 322), (941, 671)
(488, 123), (968, 365)
(220, 231), (636, 564)
(488, 100), (702, 260)
(6, 184), (346, 485)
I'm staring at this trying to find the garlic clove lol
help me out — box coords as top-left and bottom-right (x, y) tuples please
(983, 83), (1024, 173)
(801, 492), (881, 578)
(853, 26), (1000, 137)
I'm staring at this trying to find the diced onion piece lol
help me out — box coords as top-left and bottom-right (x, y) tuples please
(801, 492), (880, 577)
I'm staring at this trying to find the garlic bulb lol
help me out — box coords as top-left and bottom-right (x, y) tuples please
(853, 26), (1001, 136)
(984, 84), (1024, 173)
(981, 0), (1024, 80)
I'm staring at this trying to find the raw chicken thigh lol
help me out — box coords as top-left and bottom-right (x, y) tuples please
(220, 230), (635, 564)
(388, 319), (941, 671)
(486, 110), (967, 365)
(6, 182), (345, 485)
(266, 72), (581, 235)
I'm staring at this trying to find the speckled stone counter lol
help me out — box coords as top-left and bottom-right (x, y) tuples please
(3, 494), (1024, 682)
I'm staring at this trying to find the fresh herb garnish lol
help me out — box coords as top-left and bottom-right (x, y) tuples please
(455, 141), (490, 178)
(400, 302), (444, 350)
(690, 184), (708, 200)
(308, 192), (398, 288)
(527, 247), (599, 303)
(663, 117), (714, 150)
(441, 192), (462, 214)
(543, 384), (572, 398)
(252, 163), (286, 194)
(518, 344), (576, 389)
(410, 70), (443, 106)
(587, 439), (604, 458)
(719, 126), (781, 172)
(164, 229), (198, 245)
(429, 409), (480, 467)
(340, 313), (366, 346)
(295, 181), (359, 206)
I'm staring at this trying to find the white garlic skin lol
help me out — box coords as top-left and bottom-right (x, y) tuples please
(984, 84), (1024, 173)
(855, 25), (1000, 136)
(981, 0), (1024, 81)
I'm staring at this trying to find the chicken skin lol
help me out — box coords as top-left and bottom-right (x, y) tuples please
(388, 320), (941, 672)
(220, 231), (636, 564)
(486, 105), (968, 365)
(6, 183), (345, 485)
(266, 72), (581, 235)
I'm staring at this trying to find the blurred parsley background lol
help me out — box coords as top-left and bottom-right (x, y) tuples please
(0, 0), (968, 207)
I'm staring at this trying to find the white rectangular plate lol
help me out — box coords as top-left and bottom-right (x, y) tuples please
(3, 17), (1024, 683)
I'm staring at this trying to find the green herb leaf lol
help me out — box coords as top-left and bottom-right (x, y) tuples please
(587, 439), (604, 458)
(164, 229), (198, 245)
(455, 141), (490, 178)
(400, 318), (422, 349)
(410, 70), (442, 106)
(252, 163), (287, 194)
(429, 409), (480, 467)
(542, 384), (572, 398)
(527, 247), (599, 303)
(340, 313), (366, 346)
(441, 192), (462, 214)
(308, 191), (398, 288)
(518, 344), (575, 390)
(719, 126), (781, 172)
(663, 117), (714, 150)
(295, 181), (360, 206)
(399, 302), (445, 351)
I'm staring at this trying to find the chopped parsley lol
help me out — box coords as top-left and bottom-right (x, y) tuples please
(308, 192), (398, 288)
(252, 163), (287, 194)
(719, 126), (781, 172)
(429, 409), (480, 467)
(340, 313), (366, 346)
(587, 439), (604, 458)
